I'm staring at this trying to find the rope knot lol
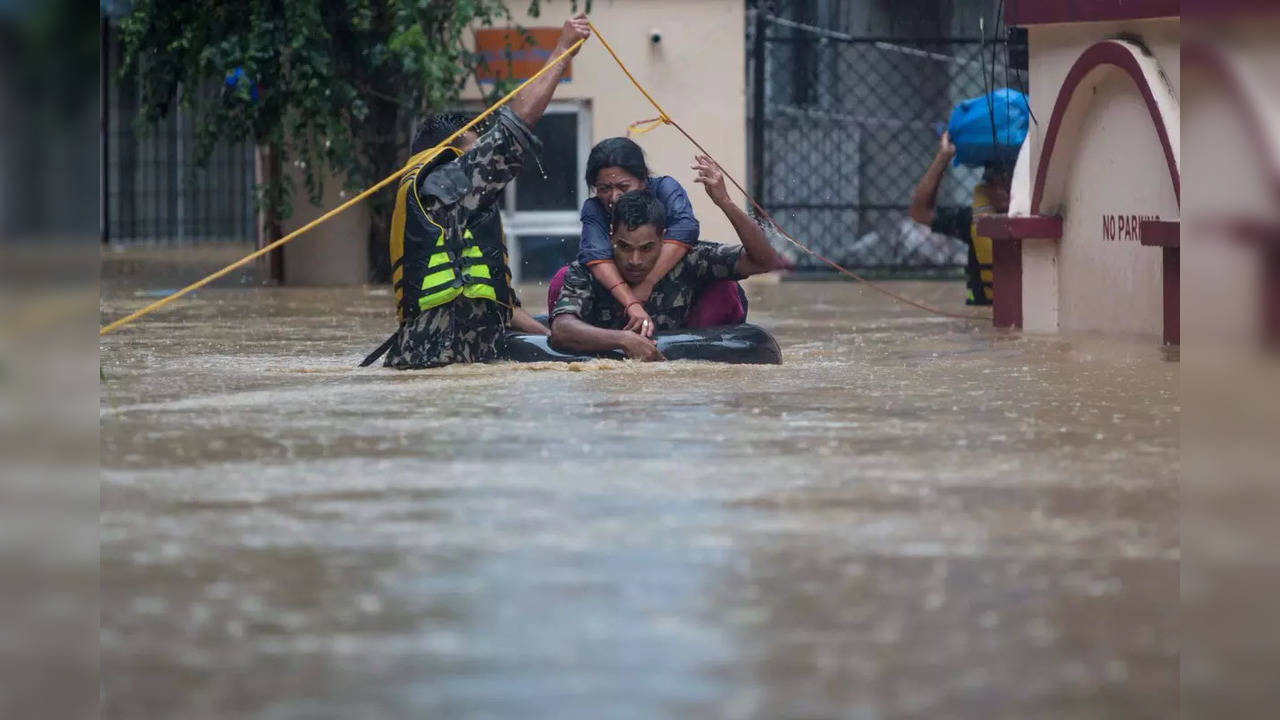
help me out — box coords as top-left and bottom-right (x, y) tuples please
(626, 114), (670, 138)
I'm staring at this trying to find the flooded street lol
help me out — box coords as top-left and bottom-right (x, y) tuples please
(100, 248), (1178, 719)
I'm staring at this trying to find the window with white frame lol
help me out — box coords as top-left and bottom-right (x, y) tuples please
(496, 101), (591, 283)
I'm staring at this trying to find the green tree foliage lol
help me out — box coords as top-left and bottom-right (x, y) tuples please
(119, 0), (586, 280)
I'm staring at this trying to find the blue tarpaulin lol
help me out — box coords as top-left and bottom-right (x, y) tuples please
(947, 88), (1029, 168)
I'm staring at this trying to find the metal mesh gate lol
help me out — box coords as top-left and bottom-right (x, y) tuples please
(101, 18), (257, 245)
(749, 1), (1024, 274)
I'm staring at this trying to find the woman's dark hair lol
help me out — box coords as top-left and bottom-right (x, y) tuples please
(609, 190), (666, 235)
(585, 137), (650, 186)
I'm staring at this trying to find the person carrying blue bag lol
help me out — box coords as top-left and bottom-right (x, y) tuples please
(909, 89), (1029, 306)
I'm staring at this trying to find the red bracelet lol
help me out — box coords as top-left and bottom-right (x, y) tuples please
(608, 280), (627, 292)
(625, 300), (643, 311)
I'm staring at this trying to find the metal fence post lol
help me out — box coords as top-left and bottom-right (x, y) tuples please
(751, 8), (767, 205)
(101, 13), (110, 244)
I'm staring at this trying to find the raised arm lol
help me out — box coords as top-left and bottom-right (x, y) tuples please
(691, 155), (781, 276)
(508, 14), (591, 127)
(655, 175), (700, 245)
(418, 16), (590, 216)
(908, 131), (956, 225)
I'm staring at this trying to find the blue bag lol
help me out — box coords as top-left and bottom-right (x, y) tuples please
(946, 88), (1029, 168)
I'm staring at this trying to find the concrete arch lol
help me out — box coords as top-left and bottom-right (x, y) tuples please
(1031, 40), (1180, 215)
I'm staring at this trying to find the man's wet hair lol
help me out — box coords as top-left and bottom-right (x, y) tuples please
(983, 159), (1014, 186)
(411, 112), (484, 156)
(609, 190), (666, 236)
(586, 137), (650, 186)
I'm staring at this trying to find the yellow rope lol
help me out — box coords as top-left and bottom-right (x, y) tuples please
(586, 23), (674, 124)
(99, 37), (586, 336)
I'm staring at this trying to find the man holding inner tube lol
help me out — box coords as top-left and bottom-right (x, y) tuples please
(549, 155), (784, 361)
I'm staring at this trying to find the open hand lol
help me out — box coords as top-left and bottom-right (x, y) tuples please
(691, 154), (730, 205)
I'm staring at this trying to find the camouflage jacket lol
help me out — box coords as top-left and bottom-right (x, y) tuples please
(417, 106), (540, 239)
(551, 241), (745, 330)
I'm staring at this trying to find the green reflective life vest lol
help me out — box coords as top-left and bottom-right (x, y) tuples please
(389, 165), (502, 322)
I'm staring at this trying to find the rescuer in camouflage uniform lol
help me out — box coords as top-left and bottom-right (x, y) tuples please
(372, 13), (590, 370)
(381, 115), (537, 369)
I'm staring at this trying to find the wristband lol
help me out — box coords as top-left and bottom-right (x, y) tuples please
(625, 300), (643, 312)
(608, 280), (627, 292)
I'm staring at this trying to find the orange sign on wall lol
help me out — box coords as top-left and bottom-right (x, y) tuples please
(474, 28), (572, 84)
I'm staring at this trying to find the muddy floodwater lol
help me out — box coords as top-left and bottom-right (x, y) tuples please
(100, 248), (1178, 719)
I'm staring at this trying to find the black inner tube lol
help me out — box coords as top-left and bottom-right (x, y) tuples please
(505, 323), (782, 365)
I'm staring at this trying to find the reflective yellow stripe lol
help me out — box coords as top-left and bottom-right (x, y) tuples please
(422, 268), (455, 290)
(420, 286), (463, 311)
(420, 283), (499, 312)
(427, 252), (451, 268)
(422, 264), (490, 291)
(462, 285), (498, 302)
(461, 246), (483, 258)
